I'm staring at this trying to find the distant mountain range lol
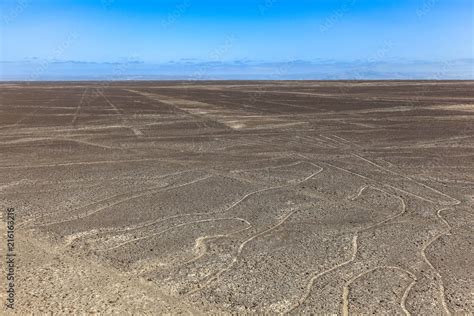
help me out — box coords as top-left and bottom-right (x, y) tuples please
(1, 58), (473, 80)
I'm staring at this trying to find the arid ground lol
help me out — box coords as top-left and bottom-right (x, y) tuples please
(1, 81), (473, 314)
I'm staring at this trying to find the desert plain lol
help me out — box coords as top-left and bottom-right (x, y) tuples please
(0, 80), (473, 314)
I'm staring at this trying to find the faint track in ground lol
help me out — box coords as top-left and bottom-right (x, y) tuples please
(97, 217), (252, 252)
(71, 88), (87, 125)
(285, 235), (358, 314)
(0, 137), (129, 151)
(351, 185), (408, 234)
(0, 157), (197, 170)
(57, 162), (321, 249)
(342, 265), (417, 316)
(33, 171), (209, 228)
(419, 208), (453, 315)
(186, 207), (301, 296)
(186, 167), (324, 295)
(351, 153), (461, 206)
(286, 182), (409, 314)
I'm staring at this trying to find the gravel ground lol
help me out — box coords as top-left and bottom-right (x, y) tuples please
(1, 81), (473, 314)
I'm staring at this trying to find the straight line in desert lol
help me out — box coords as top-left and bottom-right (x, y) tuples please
(351, 153), (461, 205)
(71, 88), (87, 125)
(99, 91), (122, 114)
(0, 137), (128, 151)
(36, 172), (210, 228)
(297, 153), (440, 205)
(28, 169), (199, 227)
(0, 157), (196, 170)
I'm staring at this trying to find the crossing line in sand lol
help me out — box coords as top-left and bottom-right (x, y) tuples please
(185, 166), (324, 295)
(33, 170), (209, 228)
(285, 182), (409, 314)
(71, 88), (87, 125)
(351, 153), (461, 206)
(76, 161), (322, 246)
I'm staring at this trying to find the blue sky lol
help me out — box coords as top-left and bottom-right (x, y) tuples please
(1, 0), (472, 63)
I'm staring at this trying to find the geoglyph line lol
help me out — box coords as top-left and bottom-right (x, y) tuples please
(351, 153), (461, 206)
(186, 167), (325, 295)
(87, 162), (322, 238)
(291, 154), (424, 315)
(285, 235), (358, 314)
(342, 265), (417, 316)
(180, 223), (253, 267)
(319, 134), (347, 147)
(0, 157), (196, 170)
(35, 172), (210, 228)
(61, 161), (322, 248)
(97, 217), (252, 252)
(299, 141), (461, 206)
(420, 208), (453, 315)
(331, 134), (363, 148)
(186, 207), (300, 296)
(0, 137), (128, 151)
(31, 168), (199, 227)
(305, 136), (339, 148)
(301, 155), (438, 205)
(230, 161), (303, 173)
(401, 278), (417, 316)
(349, 185), (408, 234)
(287, 183), (409, 313)
(330, 134), (351, 144)
(100, 91), (122, 114)
(297, 154), (459, 315)
(348, 184), (370, 200)
(71, 88), (87, 125)
(0, 179), (32, 192)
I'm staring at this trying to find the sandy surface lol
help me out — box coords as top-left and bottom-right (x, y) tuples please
(1, 81), (473, 314)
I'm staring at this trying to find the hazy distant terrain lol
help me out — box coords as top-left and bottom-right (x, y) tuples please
(1, 59), (473, 80)
(1, 81), (473, 314)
